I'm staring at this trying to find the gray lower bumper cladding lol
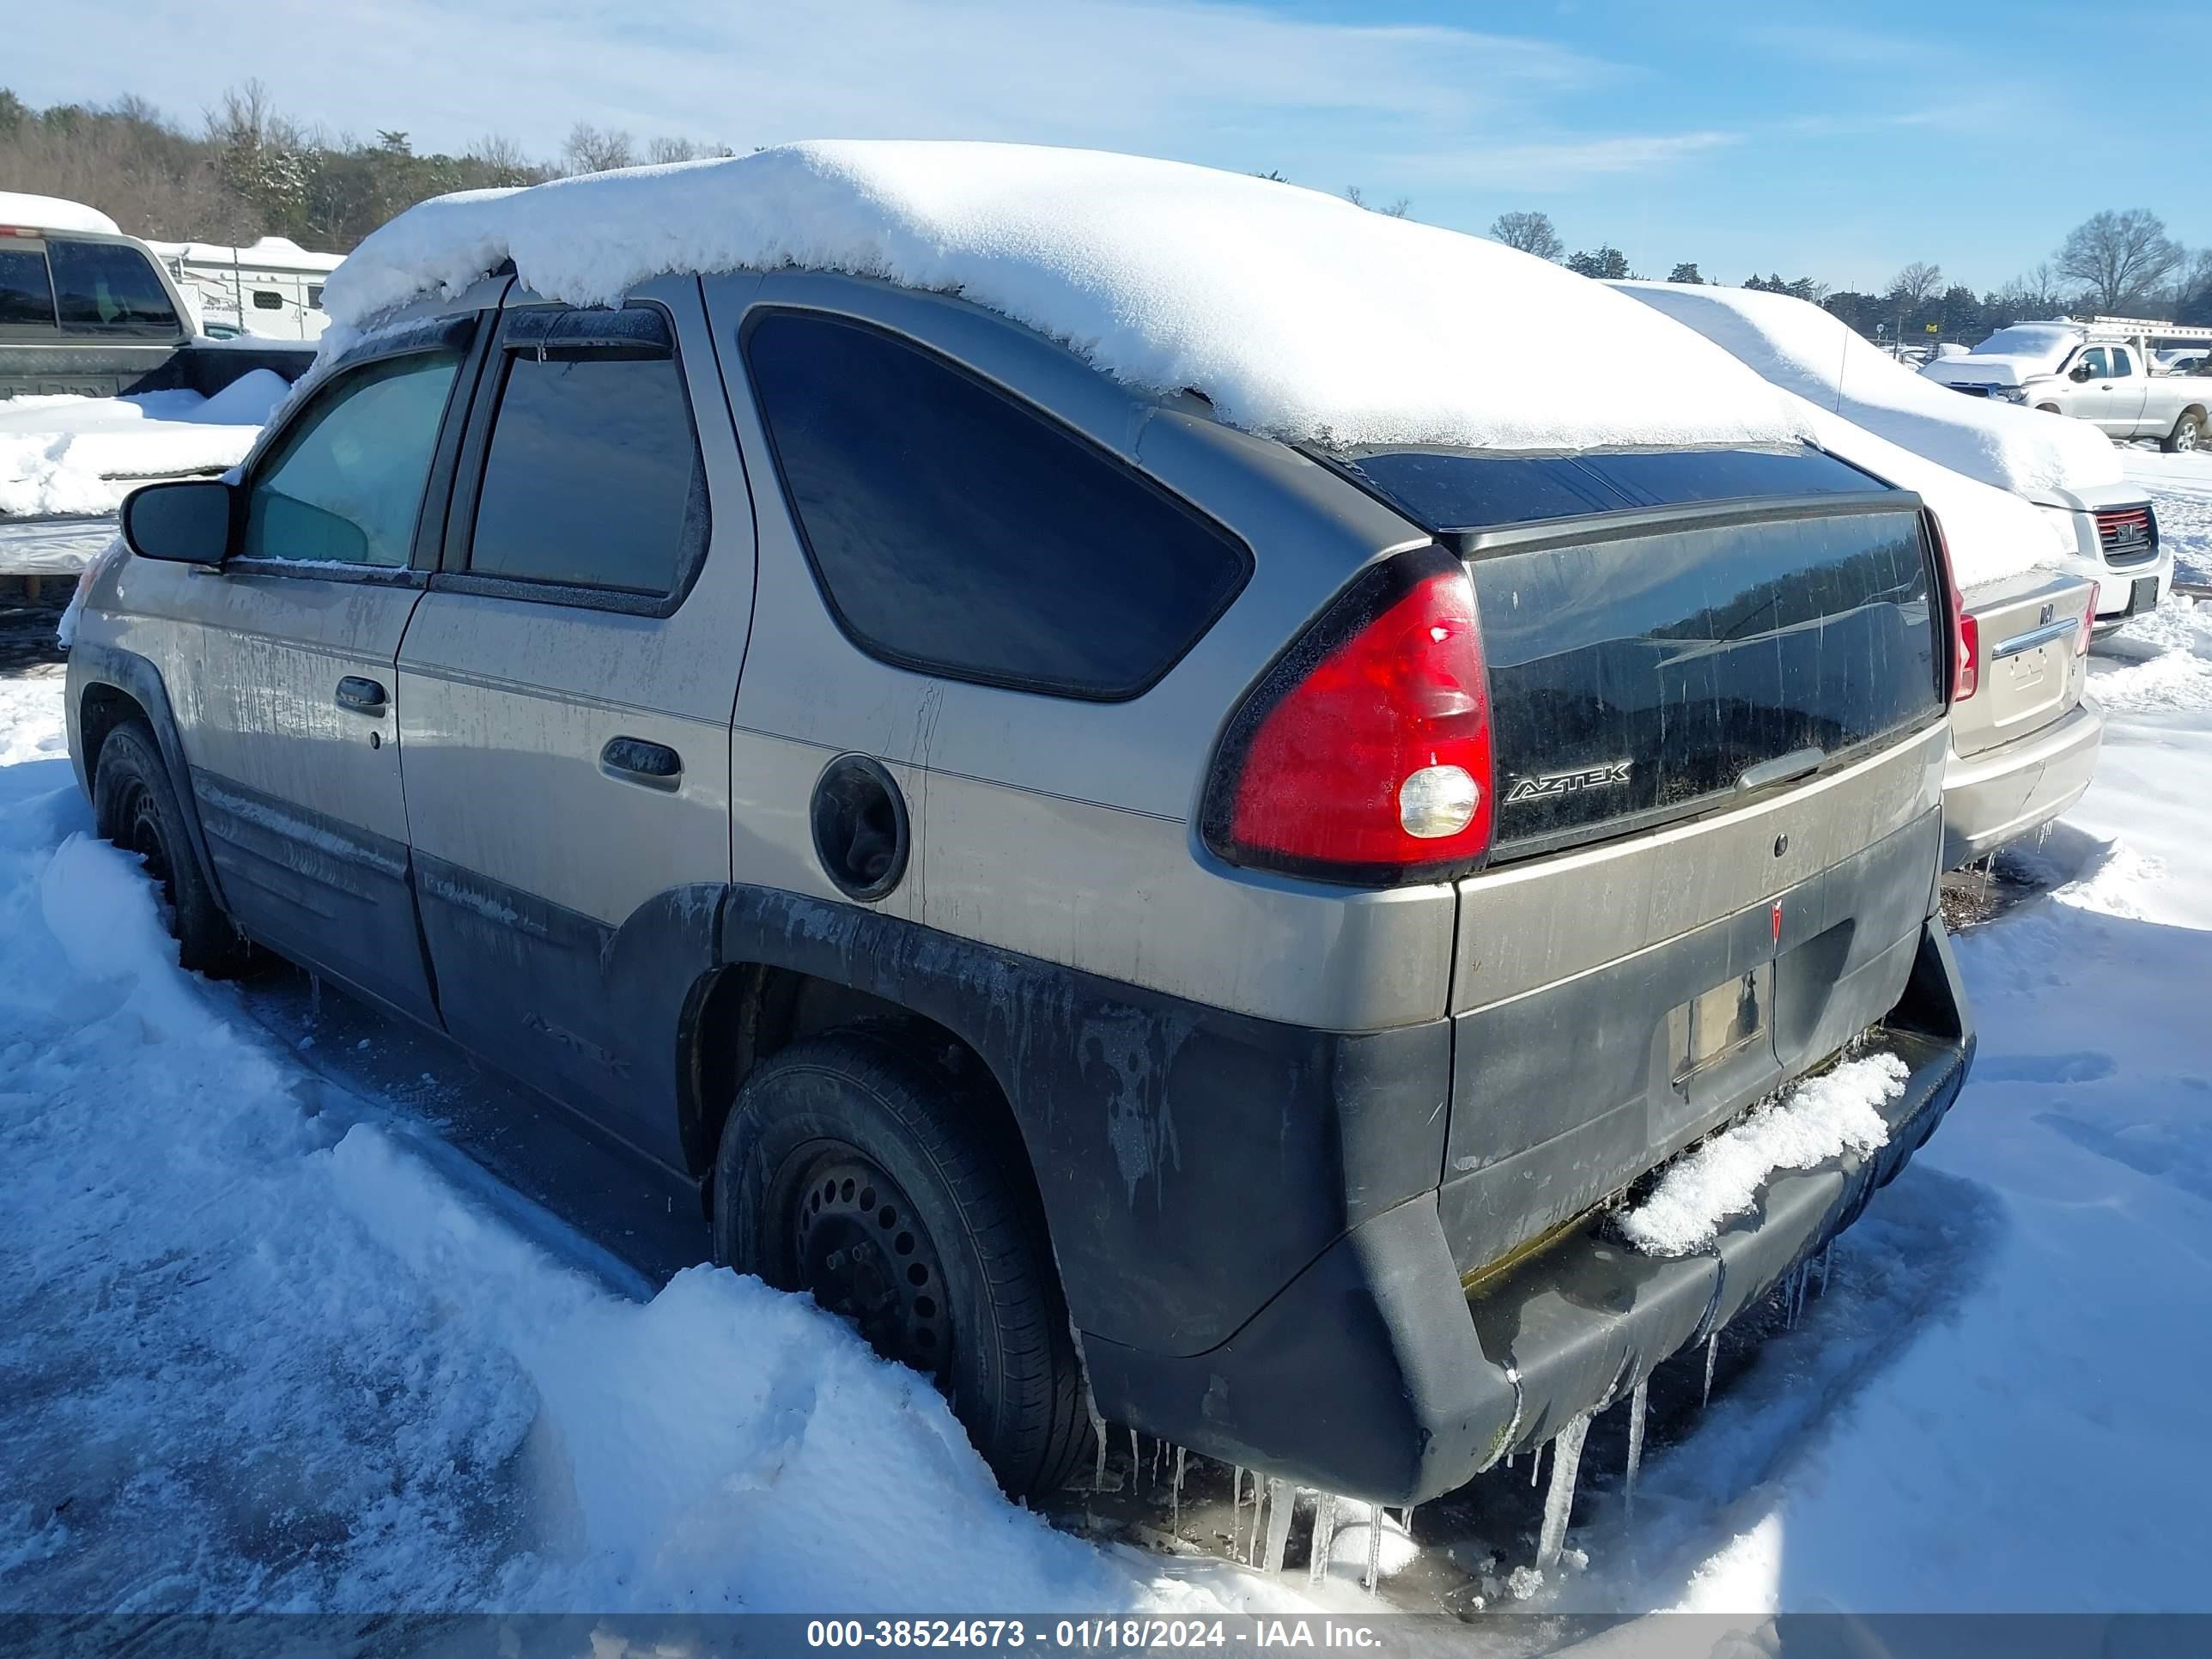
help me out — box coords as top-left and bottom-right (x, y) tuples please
(1087, 921), (1973, 1505)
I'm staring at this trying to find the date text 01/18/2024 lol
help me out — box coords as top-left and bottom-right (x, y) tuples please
(805, 1620), (1387, 1649)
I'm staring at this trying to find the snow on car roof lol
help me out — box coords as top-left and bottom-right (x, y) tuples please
(1780, 392), (2070, 592)
(1610, 281), (2124, 500)
(324, 141), (1808, 454)
(0, 191), (122, 236)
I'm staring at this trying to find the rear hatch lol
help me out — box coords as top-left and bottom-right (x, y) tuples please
(1952, 573), (2092, 759)
(1330, 443), (1951, 1277)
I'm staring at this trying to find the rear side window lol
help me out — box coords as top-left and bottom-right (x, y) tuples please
(0, 247), (55, 325)
(743, 310), (1250, 701)
(242, 353), (460, 568)
(466, 307), (705, 596)
(46, 240), (180, 334)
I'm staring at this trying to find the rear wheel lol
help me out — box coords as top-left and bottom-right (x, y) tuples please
(2164, 411), (2203, 454)
(91, 721), (248, 976)
(713, 1030), (1090, 1499)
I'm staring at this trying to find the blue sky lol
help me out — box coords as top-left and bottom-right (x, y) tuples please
(10, 0), (2207, 293)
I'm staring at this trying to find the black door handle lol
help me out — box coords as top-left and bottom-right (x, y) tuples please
(335, 676), (387, 715)
(600, 735), (683, 790)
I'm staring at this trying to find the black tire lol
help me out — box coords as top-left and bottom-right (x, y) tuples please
(91, 721), (248, 977)
(2164, 411), (2202, 454)
(713, 1030), (1089, 1499)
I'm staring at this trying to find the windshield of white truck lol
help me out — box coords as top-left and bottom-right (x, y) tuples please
(1968, 325), (2076, 367)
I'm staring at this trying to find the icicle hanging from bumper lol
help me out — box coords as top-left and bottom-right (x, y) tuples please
(1625, 1378), (1648, 1521)
(1534, 1413), (1592, 1576)
(1308, 1492), (1338, 1585)
(1261, 1478), (1294, 1574)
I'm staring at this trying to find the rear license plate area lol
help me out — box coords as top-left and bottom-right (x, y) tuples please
(2130, 576), (2160, 614)
(1672, 965), (1771, 1082)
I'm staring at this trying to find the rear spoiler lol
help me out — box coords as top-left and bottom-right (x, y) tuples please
(1437, 489), (1926, 561)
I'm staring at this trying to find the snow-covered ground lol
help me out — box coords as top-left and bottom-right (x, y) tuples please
(3, 456), (2212, 1620)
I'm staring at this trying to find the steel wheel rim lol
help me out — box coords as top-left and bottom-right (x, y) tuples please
(785, 1145), (952, 1376)
(117, 776), (179, 923)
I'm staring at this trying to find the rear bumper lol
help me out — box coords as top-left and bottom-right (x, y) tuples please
(1087, 921), (1973, 1504)
(1942, 702), (2102, 867)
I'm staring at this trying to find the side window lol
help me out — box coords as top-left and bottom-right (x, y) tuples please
(465, 307), (705, 595)
(46, 240), (180, 334)
(241, 352), (460, 568)
(308, 285), (325, 311)
(2109, 347), (2134, 376)
(0, 247), (55, 325)
(744, 310), (1251, 700)
(2078, 347), (2110, 378)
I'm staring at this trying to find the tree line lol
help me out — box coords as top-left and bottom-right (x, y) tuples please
(1489, 209), (2212, 342)
(7, 82), (2209, 346)
(0, 82), (730, 252)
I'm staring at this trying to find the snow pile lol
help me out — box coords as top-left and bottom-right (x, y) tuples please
(0, 375), (284, 520)
(1618, 1054), (1911, 1257)
(1613, 282), (2124, 499)
(325, 142), (1808, 454)
(2087, 597), (2212, 715)
(0, 706), (1269, 1613)
(1783, 392), (2071, 589)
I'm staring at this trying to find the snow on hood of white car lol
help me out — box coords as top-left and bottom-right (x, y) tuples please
(1917, 354), (2041, 389)
(1609, 281), (2123, 501)
(322, 141), (1809, 455)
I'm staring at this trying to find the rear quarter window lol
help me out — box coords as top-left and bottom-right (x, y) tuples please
(46, 240), (180, 335)
(0, 247), (55, 325)
(742, 309), (1250, 701)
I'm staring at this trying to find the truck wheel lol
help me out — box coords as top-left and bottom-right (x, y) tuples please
(2165, 412), (2202, 454)
(2036, 404), (2062, 414)
(91, 721), (249, 977)
(713, 1030), (1090, 1500)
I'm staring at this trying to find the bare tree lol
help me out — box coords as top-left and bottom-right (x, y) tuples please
(467, 133), (542, 187)
(1887, 261), (1943, 307)
(1343, 185), (1411, 218)
(1991, 262), (2067, 317)
(563, 122), (636, 174)
(1490, 210), (1565, 262)
(2054, 210), (2185, 314)
(645, 136), (700, 165)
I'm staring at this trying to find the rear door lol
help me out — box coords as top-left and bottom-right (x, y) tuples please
(154, 319), (486, 1023)
(393, 277), (757, 1162)
(1330, 445), (1949, 1275)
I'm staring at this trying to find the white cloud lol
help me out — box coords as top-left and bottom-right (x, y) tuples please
(9, 0), (1615, 165)
(1384, 131), (1741, 190)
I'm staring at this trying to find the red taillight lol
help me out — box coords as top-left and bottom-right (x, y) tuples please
(1928, 511), (1976, 702)
(2077, 583), (2099, 655)
(1202, 547), (1494, 884)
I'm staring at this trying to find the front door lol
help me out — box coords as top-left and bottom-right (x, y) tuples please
(394, 281), (756, 1161)
(164, 330), (479, 1023)
(2098, 346), (2148, 435)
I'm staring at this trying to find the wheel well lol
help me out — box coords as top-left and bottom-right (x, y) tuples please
(680, 963), (1035, 1198)
(77, 683), (150, 788)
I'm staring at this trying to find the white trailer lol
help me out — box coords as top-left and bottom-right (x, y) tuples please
(146, 236), (344, 342)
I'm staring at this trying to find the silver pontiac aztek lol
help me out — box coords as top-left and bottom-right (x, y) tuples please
(66, 213), (1976, 1507)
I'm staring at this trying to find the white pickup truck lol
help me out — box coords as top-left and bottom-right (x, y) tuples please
(1922, 318), (2212, 453)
